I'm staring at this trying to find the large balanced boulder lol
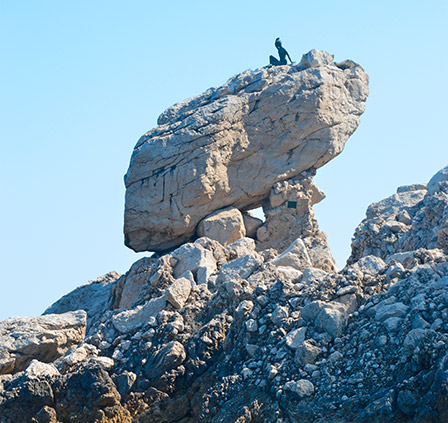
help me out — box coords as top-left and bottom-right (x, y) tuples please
(124, 50), (369, 252)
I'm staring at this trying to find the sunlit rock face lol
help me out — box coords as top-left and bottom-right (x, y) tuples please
(124, 50), (369, 252)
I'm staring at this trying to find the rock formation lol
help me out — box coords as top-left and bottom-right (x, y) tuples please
(3, 51), (448, 423)
(124, 50), (368, 253)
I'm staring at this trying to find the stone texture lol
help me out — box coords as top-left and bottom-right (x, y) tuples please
(111, 295), (166, 333)
(44, 272), (120, 329)
(242, 212), (263, 238)
(165, 275), (192, 309)
(255, 171), (331, 256)
(118, 257), (156, 309)
(24, 360), (60, 379)
(0, 311), (86, 375)
(124, 50), (368, 252)
(284, 379), (315, 398)
(172, 242), (217, 284)
(269, 238), (312, 270)
(216, 252), (263, 283)
(197, 206), (246, 246)
(427, 165), (448, 194)
(285, 327), (307, 350)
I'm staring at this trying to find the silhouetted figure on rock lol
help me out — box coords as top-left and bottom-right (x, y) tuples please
(269, 38), (292, 66)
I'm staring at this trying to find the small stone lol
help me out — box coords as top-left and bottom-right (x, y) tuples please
(271, 306), (289, 325)
(245, 319), (258, 332)
(295, 340), (321, 366)
(284, 379), (315, 398)
(375, 302), (408, 322)
(165, 275), (192, 309)
(285, 327), (307, 350)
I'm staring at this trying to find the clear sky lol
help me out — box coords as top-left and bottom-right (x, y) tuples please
(1, 1), (447, 320)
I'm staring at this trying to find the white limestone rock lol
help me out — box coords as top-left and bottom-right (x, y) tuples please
(216, 253), (263, 283)
(44, 272), (121, 328)
(285, 327), (307, 350)
(165, 274), (193, 309)
(242, 212), (263, 238)
(119, 257), (155, 309)
(124, 50), (369, 252)
(172, 243), (217, 284)
(0, 311), (86, 375)
(298, 49), (334, 70)
(112, 295), (166, 333)
(24, 360), (60, 379)
(284, 379), (315, 398)
(269, 238), (312, 271)
(197, 207), (246, 246)
(301, 300), (347, 338)
(225, 237), (256, 259)
(427, 165), (448, 194)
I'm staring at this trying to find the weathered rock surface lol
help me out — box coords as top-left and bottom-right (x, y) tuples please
(3, 165), (448, 422)
(349, 165), (448, 264)
(0, 311), (86, 375)
(124, 50), (368, 252)
(197, 206), (246, 246)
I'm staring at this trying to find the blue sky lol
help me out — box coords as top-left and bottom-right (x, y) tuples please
(1, 1), (447, 319)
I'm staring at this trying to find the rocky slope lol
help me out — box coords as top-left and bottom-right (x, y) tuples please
(2, 51), (448, 423)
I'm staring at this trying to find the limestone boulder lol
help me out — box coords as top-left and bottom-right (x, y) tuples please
(269, 238), (312, 270)
(197, 206), (246, 246)
(124, 50), (369, 252)
(0, 311), (86, 375)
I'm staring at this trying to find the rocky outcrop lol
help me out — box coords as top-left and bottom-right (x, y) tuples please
(6, 52), (448, 423)
(2, 164), (448, 422)
(348, 164), (448, 265)
(0, 311), (86, 375)
(124, 50), (368, 252)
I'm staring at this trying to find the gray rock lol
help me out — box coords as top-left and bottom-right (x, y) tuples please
(285, 327), (307, 350)
(242, 212), (263, 238)
(116, 371), (137, 396)
(112, 295), (166, 333)
(271, 305), (289, 325)
(352, 255), (386, 276)
(301, 301), (347, 338)
(225, 237), (256, 259)
(0, 310), (86, 375)
(124, 51), (368, 252)
(284, 379), (315, 398)
(165, 274), (193, 309)
(427, 165), (448, 194)
(197, 207), (246, 246)
(295, 340), (321, 365)
(269, 238), (312, 271)
(172, 243), (217, 284)
(216, 253), (262, 283)
(144, 341), (186, 380)
(301, 267), (327, 285)
(298, 49), (334, 69)
(24, 360), (60, 379)
(119, 257), (155, 309)
(375, 302), (408, 322)
(44, 272), (120, 328)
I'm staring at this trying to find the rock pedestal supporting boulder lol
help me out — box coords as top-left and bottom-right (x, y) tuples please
(124, 50), (368, 253)
(197, 206), (246, 246)
(255, 170), (335, 264)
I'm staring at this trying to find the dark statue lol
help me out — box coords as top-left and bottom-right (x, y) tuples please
(269, 37), (292, 66)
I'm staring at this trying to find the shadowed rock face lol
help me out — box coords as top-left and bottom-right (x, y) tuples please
(124, 50), (369, 252)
